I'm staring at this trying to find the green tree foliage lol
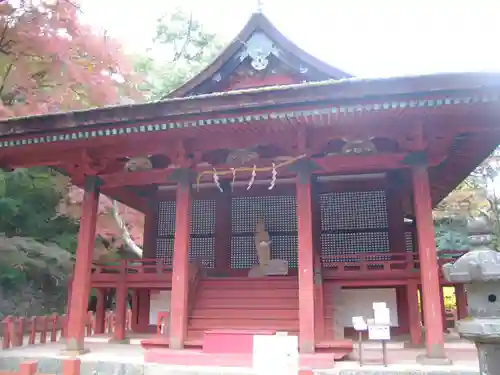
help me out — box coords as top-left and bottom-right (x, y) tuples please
(134, 7), (224, 100)
(0, 168), (79, 252)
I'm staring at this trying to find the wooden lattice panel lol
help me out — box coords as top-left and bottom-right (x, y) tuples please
(320, 191), (388, 231)
(231, 196), (297, 233)
(155, 199), (216, 268)
(405, 232), (414, 252)
(191, 200), (216, 234)
(189, 237), (216, 268)
(230, 195), (298, 269)
(230, 236), (258, 269)
(156, 238), (174, 266)
(320, 190), (390, 264)
(157, 201), (176, 236)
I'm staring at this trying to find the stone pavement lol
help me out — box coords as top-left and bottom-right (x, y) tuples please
(0, 342), (480, 374)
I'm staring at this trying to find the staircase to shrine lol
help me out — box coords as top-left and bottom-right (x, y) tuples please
(187, 276), (299, 341)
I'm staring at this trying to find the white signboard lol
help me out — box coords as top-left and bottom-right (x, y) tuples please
(374, 307), (391, 326)
(253, 334), (298, 375)
(368, 325), (391, 341)
(352, 316), (368, 331)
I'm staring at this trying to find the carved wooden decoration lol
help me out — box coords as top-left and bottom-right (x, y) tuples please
(124, 156), (153, 172)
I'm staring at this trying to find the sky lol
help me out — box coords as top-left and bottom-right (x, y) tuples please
(81, 0), (500, 79)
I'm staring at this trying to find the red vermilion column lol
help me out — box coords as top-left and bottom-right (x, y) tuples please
(137, 207), (156, 332)
(112, 261), (128, 342)
(169, 171), (192, 349)
(455, 284), (468, 320)
(411, 165), (446, 360)
(94, 288), (106, 334)
(215, 180), (231, 274)
(65, 176), (100, 354)
(407, 280), (422, 346)
(396, 286), (409, 334)
(296, 167), (316, 353)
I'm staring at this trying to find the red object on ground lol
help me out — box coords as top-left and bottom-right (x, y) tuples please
(203, 329), (276, 354)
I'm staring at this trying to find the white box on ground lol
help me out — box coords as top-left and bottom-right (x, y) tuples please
(368, 325), (391, 340)
(372, 302), (387, 310)
(253, 334), (298, 375)
(352, 316), (368, 331)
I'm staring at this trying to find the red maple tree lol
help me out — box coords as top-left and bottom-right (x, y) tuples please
(0, 0), (140, 118)
(0, 0), (145, 256)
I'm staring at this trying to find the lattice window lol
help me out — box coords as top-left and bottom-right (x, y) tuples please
(189, 237), (216, 268)
(156, 238), (174, 265)
(320, 190), (390, 267)
(320, 232), (390, 257)
(155, 199), (216, 268)
(231, 236), (258, 269)
(191, 200), (216, 234)
(405, 232), (414, 252)
(157, 201), (176, 236)
(230, 195), (298, 269)
(271, 236), (298, 268)
(231, 196), (297, 233)
(320, 191), (388, 231)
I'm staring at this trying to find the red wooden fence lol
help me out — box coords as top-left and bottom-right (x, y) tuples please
(2, 309), (132, 349)
(0, 359), (80, 375)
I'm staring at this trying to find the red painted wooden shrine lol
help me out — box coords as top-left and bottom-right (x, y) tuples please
(1, 12), (499, 362)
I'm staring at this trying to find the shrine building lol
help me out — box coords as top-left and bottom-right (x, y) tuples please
(1, 11), (500, 363)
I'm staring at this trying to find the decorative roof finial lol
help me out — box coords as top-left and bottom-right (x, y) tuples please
(255, 0), (264, 13)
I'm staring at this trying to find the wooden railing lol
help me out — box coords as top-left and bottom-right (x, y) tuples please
(0, 359), (80, 375)
(92, 258), (172, 275)
(321, 250), (467, 278)
(2, 310), (132, 350)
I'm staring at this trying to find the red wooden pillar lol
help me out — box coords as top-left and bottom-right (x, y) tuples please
(311, 177), (324, 340)
(411, 165), (446, 360)
(137, 207), (157, 332)
(65, 176), (100, 353)
(387, 171), (406, 252)
(396, 286), (409, 334)
(215, 180), (232, 274)
(455, 284), (468, 320)
(169, 171), (192, 349)
(94, 288), (106, 334)
(407, 281), (422, 346)
(296, 166), (316, 353)
(113, 260), (128, 342)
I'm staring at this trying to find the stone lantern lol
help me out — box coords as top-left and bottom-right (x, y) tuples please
(442, 217), (500, 374)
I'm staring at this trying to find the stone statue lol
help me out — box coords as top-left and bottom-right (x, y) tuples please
(442, 217), (500, 373)
(248, 219), (288, 277)
(255, 219), (271, 266)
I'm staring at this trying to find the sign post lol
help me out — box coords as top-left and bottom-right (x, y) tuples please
(368, 302), (391, 367)
(352, 316), (368, 366)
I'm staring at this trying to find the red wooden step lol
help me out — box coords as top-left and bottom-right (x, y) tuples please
(195, 299), (299, 309)
(190, 308), (299, 320)
(188, 318), (299, 331)
(198, 289), (298, 299)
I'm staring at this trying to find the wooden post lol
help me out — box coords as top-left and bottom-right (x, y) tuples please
(407, 280), (422, 346)
(94, 288), (106, 334)
(387, 171), (407, 252)
(296, 165), (316, 353)
(396, 286), (409, 334)
(215, 180), (232, 274)
(112, 260), (128, 342)
(138, 207), (156, 332)
(455, 284), (468, 320)
(65, 176), (100, 354)
(311, 177), (324, 340)
(169, 170), (192, 349)
(411, 165), (447, 361)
